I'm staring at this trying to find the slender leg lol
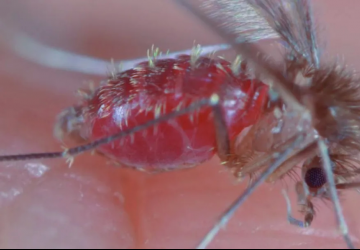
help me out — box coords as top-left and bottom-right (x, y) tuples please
(0, 21), (231, 76)
(211, 103), (231, 160)
(196, 133), (305, 249)
(0, 95), (220, 162)
(282, 189), (314, 228)
(267, 142), (318, 183)
(318, 140), (354, 249)
(336, 182), (360, 190)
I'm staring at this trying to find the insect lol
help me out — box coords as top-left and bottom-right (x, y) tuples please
(0, 0), (360, 248)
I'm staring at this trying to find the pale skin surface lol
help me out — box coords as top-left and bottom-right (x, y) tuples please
(0, 0), (360, 248)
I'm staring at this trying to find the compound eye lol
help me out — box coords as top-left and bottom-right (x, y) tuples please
(305, 167), (327, 189)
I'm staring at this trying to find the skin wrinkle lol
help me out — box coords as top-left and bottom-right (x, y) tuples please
(0, 0), (360, 248)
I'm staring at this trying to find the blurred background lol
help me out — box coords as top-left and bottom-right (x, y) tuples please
(0, 0), (359, 248)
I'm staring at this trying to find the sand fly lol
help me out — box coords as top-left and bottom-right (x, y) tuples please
(0, 0), (359, 248)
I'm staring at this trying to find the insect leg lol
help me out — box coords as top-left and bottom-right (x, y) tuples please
(0, 95), (220, 162)
(176, 0), (305, 114)
(0, 21), (113, 76)
(336, 182), (360, 190)
(197, 133), (306, 249)
(266, 143), (318, 228)
(318, 139), (355, 249)
(282, 188), (314, 228)
(0, 21), (231, 76)
(212, 101), (231, 161)
(267, 142), (318, 183)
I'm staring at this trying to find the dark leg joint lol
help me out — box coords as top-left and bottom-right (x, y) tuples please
(282, 189), (313, 228)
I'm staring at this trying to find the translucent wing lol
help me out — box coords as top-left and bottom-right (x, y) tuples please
(176, 1), (355, 249)
(247, 0), (320, 68)
(177, 0), (319, 68)
(176, 0), (278, 43)
(175, 0), (318, 151)
(186, 0), (280, 43)
(176, 0), (306, 112)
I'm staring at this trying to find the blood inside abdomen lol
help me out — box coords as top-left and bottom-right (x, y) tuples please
(91, 104), (217, 171)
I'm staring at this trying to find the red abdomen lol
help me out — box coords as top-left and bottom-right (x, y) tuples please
(78, 55), (268, 172)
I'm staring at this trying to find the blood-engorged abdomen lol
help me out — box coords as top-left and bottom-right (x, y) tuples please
(58, 55), (268, 172)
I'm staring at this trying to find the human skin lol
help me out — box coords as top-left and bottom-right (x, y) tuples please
(0, 0), (360, 248)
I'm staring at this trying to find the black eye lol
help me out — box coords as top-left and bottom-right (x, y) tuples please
(305, 167), (327, 189)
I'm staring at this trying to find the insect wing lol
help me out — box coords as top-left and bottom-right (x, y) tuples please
(175, 0), (279, 43)
(247, 0), (320, 68)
